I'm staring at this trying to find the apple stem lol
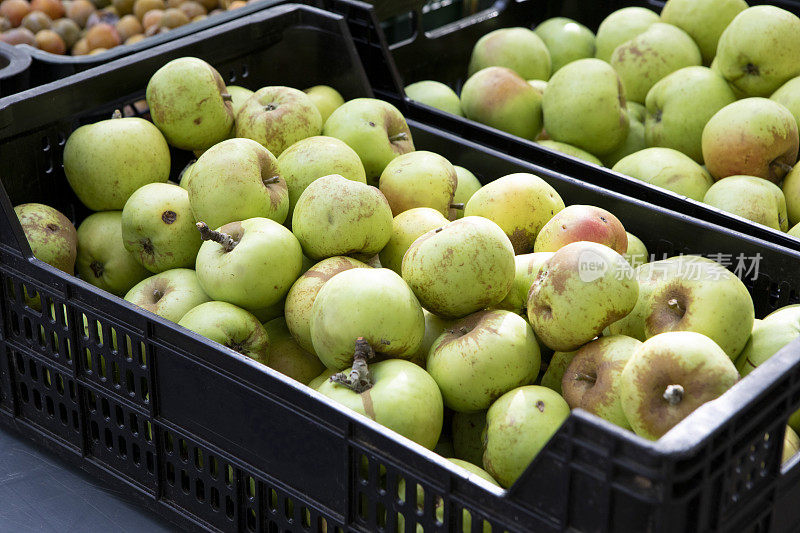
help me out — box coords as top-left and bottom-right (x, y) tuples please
(196, 221), (238, 252)
(330, 337), (375, 393)
(667, 298), (684, 315)
(771, 160), (794, 175)
(263, 176), (280, 185)
(388, 132), (408, 143)
(111, 109), (122, 119)
(575, 372), (596, 384)
(663, 384), (684, 406)
(221, 93), (232, 102)
(449, 203), (465, 210)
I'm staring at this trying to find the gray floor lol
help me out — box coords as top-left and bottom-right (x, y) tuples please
(0, 427), (177, 532)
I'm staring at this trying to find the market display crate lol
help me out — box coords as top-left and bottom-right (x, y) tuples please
(0, 41), (30, 97)
(2, 3), (800, 532)
(322, 0), (800, 255)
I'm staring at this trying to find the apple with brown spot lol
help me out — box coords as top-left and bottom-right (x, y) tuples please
(533, 205), (627, 254)
(378, 151), (458, 217)
(124, 268), (210, 323)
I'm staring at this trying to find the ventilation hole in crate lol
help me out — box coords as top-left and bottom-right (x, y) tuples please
(138, 341), (146, 368)
(41, 136), (50, 151)
(129, 413), (138, 435)
(241, 64), (249, 77)
(126, 370), (135, 395)
(50, 331), (58, 354)
(55, 374), (64, 394)
(84, 349), (92, 374)
(418, 485), (425, 512)
(101, 397), (110, 419)
(196, 479), (205, 502)
(359, 455), (369, 482)
(42, 368), (51, 388)
(45, 396), (54, 417)
(141, 376), (149, 402)
(23, 317), (33, 342)
(247, 476), (255, 499)
(165, 432), (174, 454)
(285, 496), (294, 520)
(225, 464), (234, 487)
(99, 354), (107, 380)
(228, 69), (236, 83)
(104, 428), (113, 449)
(318, 517), (328, 532)
(226, 496), (235, 519)
(146, 451), (154, 473)
(59, 403), (67, 425)
(33, 389), (42, 410)
(377, 502), (387, 529)
(37, 325), (46, 348)
(91, 419), (100, 442)
(10, 311), (19, 336)
(87, 390), (96, 412)
(247, 508), (256, 531)
(178, 439), (188, 462)
(28, 358), (37, 381)
(269, 489), (278, 512)
(115, 405), (124, 427)
(194, 448), (203, 470)
(112, 361), (120, 387)
(167, 461), (175, 485)
(132, 443), (140, 466)
(210, 487), (220, 510)
(301, 507), (311, 529)
(209, 455), (218, 478)
(15, 352), (24, 374)
(19, 382), (28, 403)
(358, 492), (367, 521)
(72, 410), (79, 430)
(118, 435), (127, 458)
(145, 421), (153, 443)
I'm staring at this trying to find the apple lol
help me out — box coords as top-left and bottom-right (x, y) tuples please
(660, 0), (747, 65)
(601, 104), (647, 168)
(178, 301), (269, 364)
(772, 76), (800, 135)
(235, 86), (323, 157)
(379, 151), (458, 217)
(225, 85), (254, 117)
(790, 223), (800, 239)
(15, 203), (76, 275)
(63, 115), (170, 210)
(783, 163), (800, 227)
(540, 349), (576, 395)
(124, 268), (210, 323)
(785, 426), (800, 464)
(537, 140), (603, 166)
(303, 85), (345, 124)
(379, 207), (448, 274)
(619, 331), (738, 440)
(736, 305), (800, 376)
(623, 232), (648, 268)
(263, 317), (325, 385)
(594, 7), (659, 62)
(449, 166), (482, 220)
(308, 367), (338, 390)
(404, 80), (463, 116)
(452, 411), (486, 466)
(702, 176), (789, 231)
(494, 252), (553, 315)
(402, 216), (515, 319)
(534, 17), (595, 73)
(467, 27), (550, 81)
(612, 147), (714, 201)
(533, 205), (627, 254)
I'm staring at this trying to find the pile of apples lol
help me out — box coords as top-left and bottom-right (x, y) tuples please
(15, 54), (800, 497)
(0, 0), (256, 55)
(405, 0), (800, 237)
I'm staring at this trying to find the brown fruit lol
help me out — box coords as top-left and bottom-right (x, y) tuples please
(158, 6), (184, 27)
(0, 25), (34, 43)
(70, 34), (87, 52)
(138, 5), (157, 26)
(176, 0), (200, 17)
(0, 15), (11, 30)
(30, 0), (63, 19)
(132, 0), (161, 20)
(110, 0), (131, 14)
(20, 9), (49, 32)
(65, 0), (92, 26)
(0, 0), (31, 27)
(84, 20), (117, 47)
(34, 27), (64, 52)
(113, 12), (137, 39)
(122, 30), (140, 43)
(50, 16), (78, 46)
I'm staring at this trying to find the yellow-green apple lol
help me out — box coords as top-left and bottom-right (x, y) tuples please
(542, 58), (629, 156)
(64, 116), (170, 211)
(146, 57), (233, 151)
(460, 66), (543, 141)
(464, 172), (564, 254)
(610, 23), (701, 104)
(303, 85), (344, 124)
(292, 174), (393, 260)
(276, 136), (366, 225)
(602, 102), (647, 167)
(178, 162), (194, 190)
(452, 410), (486, 466)
(645, 66), (736, 163)
(702, 176), (789, 231)
(404, 80), (463, 116)
(467, 27), (550, 80)
(409, 309), (454, 366)
(427, 310), (541, 412)
(537, 140), (602, 165)
(379, 207), (448, 274)
(715, 6), (800, 97)
(482, 385), (570, 487)
(623, 232), (648, 268)
(562, 335), (641, 429)
(124, 268), (210, 323)
(612, 147), (714, 201)
(595, 7), (659, 62)
(620, 331), (738, 440)
(790, 223), (800, 238)
(736, 305), (800, 376)
(15, 203), (76, 275)
(402, 216), (515, 318)
(495, 252), (554, 315)
(449, 166), (482, 220)
(533, 205), (627, 254)
(528, 241), (638, 351)
(178, 300), (269, 364)
(540, 349), (576, 394)
(308, 368), (338, 390)
(772, 76), (800, 134)
(235, 86), (322, 156)
(263, 317), (325, 385)
(782, 155), (800, 226)
(534, 17), (595, 73)
(323, 98), (414, 185)
(379, 151), (458, 216)
(702, 98), (799, 183)
(660, 0), (747, 65)
(225, 85), (253, 117)
(784, 426), (800, 464)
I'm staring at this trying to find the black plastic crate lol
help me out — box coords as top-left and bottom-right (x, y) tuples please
(325, 0), (800, 256)
(0, 41), (30, 97)
(1, 3), (800, 532)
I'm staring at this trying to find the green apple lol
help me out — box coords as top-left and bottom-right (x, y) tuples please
(449, 166), (482, 220)
(610, 23), (702, 105)
(703, 98), (799, 183)
(623, 232), (648, 268)
(495, 252), (553, 315)
(226, 85), (254, 118)
(703, 176), (789, 231)
(542, 58), (629, 156)
(464, 172), (564, 254)
(595, 7), (659, 62)
(460, 66), (543, 141)
(736, 305), (800, 376)
(263, 317), (325, 385)
(379, 207), (448, 274)
(310, 268), (424, 369)
(534, 17), (595, 73)
(379, 151), (458, 217)
(402, 216), (515, 318)
(428, 310), (541, 412)
(285, 256), (370, 353)
(409, 309), (455, 366)
(178, 301), (269, 364)
(537, 140), (602, 165)
(620, 331), (738, 440)
(784, 426), (800, 464)
(527, 241), (637, 351)
(319, 358), (443, 449)
(15, 203), (76, 274)
(404, 80), (463, 116)
(303, 85), (345, 124)
(482, 385), (570, 487)
(146, 57), (234, 151)
(601, 106), (647, 168)
(76, 211), (150, 296)
(467, 27), (550, 81)
(188, 138), (289, 228)
(783, 163), (800, 227)
(644, 260), (754, 360)
(292, 174), (393, 260)
(121, 183), (201, 273)
(660, 0), (747, 65)
(178, 161), (194, 190)
(540, 349), (576, 395)
(562, 335), (641, 429)
(790, 222), (800, 238)
(452, 411), (486, 466)
(124, 268), (210, 323)
(323, 98), (414, 185)
(612, 147), (713, 201)
(276, 136), (367, 225)
(308, 367), (338, 390)
(645, 66), (737, 163)
(195, 217), (303, 312)
(715, 6), (800, 97)
(533, 205), (627, 254)
(64, 116), (170, 211)
(772, 76), (800, 135)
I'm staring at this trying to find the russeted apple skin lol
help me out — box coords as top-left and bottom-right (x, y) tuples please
(494, 252), (553, 315)
(620, 331), (739, 440)
(15, 203), (77, 275)
(594, 7), (659, 63)
(467, 27), (551, 81)
(561, 335), (641, 429)
(702, 98), (799, 183)
(533, 205), (627, 254)
(378, 151), (458, 217)
(702, 176), (788, 231)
